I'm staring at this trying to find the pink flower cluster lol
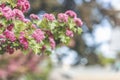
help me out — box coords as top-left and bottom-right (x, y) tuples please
(65, 10), (83, 27)
(3, 30), (16, 42)
(65, 10), (77, 18)
(0, 3), (6, 9)
(0, 34), (5, 44)
(0, 6), (26, 22)
(43, 13), (55, 21)
(17, 0), (30, 12)
(31, 24), (37, 29)
(13, 9), (25, 21)
(57, 10), (83, 27)
(49, 37), (56, 49)
(0, 34), (5, 39)
(32, 29), (45, 43)
(66, 29), (74, 37)
(6, 45), (14, 54)
(1, 6), (14, 20)
(19, 32), (29, 49)
(74, 18), (83, 27)
(0, 0), (30, 21)
(7, 24), (14, 31)
(30, 14), (39, 20)
(2, 23), (16, 43)
(58, 13), (68, 22)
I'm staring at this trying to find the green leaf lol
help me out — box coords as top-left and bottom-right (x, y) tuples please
(22, 49), (29, 55)
(13, 42), (19, 47)
(0, 47), (5, 54)
(73, 28), (77, 33)
(29, 40), (43, 54)
(59, 35), (65, 42)
(39, 19), (48, 28)
(59, 23), (65, 26)
(77, 28), (82, 34)
(33, 47), (40, 54)
(45, 50), (51, 56)
(69, 23), (75, 29)
(49, 22), (56, 30)
(65, 37), (70, 44)
(36, 20), (42, 27)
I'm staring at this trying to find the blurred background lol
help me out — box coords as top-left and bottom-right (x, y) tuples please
(0, 0), (120, 80)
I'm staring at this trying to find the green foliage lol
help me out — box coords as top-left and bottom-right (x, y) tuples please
(0, 0), (17, 7)
(98, 54), (115, 66)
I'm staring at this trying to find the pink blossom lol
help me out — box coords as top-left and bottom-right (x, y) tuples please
(0, 3), (6, 9)
(66, 29), (74, 37)
(13, 9), (25, 21)
(1, 6), (14, 20)
(20, 31), (25, 36)
(0, 6), (1, 11)
(6, 45), (14, 54)
(7, 23), (14, 31)
(49, 37), (56, 49)
(30, 14), (39, 20)
(7, 62), (19, 72)
(3, 30), (16, 42)
(46, 30), (53, 37)
(74, 18), (83, 27)
(0, 3), (5, 11)
(17, 0), (30, 12)
(58, 13), (68, 22)
(27, 56), (39, 71)
(19, 32), (29, 49)
(0, 34), (5, 43)
(22, 18), (30, 23)
(27, 62), (36, 71)
(0, 34), (5, 39)
(43, 13), (55, 21)
(31, 24), (37, 29)
(65, 10), (77, 18)
(32, 29), (45, 43)
(0, 69), (7, 78)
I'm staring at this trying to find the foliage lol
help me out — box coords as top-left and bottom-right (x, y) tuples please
(0, 0), (83, 55)
(98, 54), (115, 66)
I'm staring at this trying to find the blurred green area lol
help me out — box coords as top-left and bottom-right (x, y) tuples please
(98, 54), (115, 66)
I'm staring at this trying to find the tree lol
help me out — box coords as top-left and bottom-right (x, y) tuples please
(0, 0), (83, 55)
